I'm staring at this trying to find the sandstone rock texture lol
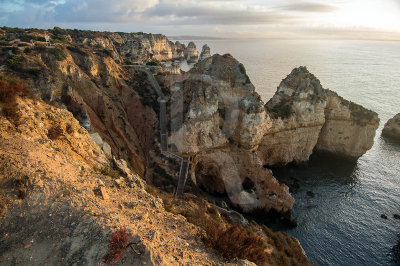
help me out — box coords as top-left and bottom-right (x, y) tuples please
(184, 41), (199, 63)
(166, 56), (379, 214)
(199, 44), (211, 61)
(382, 113), (400, 141)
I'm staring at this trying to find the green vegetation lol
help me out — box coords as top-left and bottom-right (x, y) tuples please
(123, 59), (134, 65)
(53, 47), (66, 61)
(96, 166), (120, 179)
(67, 45), (87, 55)
(145, 60), (161, 66)
(7, 54), (25, 71)
(51, 26), (70, 43)
(268, 98), (293, 119)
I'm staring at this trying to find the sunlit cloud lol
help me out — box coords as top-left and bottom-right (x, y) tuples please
(0, 0), (399, 40)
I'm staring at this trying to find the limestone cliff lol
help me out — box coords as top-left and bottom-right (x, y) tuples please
(261, 66), (379, 164)
(184, 41), (199, 63)
(199, 44), (211, 61)
(382, 113), (400, 141)
(166, 57), (379, 214)
(0, 73), (310, 266)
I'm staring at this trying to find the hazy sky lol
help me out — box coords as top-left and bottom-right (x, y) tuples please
(1, 0), (400, 40)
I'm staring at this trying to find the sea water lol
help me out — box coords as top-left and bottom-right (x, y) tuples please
(177, 39), (400, 265)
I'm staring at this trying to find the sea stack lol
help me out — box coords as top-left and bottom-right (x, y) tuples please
(199, 44), (211, 61)
(184, 41), (199, 63)
(168, 56), (379, 214)
(382, 113), (400, 141)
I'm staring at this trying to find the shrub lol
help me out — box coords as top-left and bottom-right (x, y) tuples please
(7, 54), (25, 70)
(0, 74), (32, 123)
(47, 125), (64, 139)
(25, 67), (40, 77)
(146, 60), (161, 66)
(54, 48), (66, 61)
(103, 49), (112, 57)
(201, 222), (267, 265)
(0, 73), (30, 102)
(103, 228), (131, 265)
(97, 166), (120, 179)
(67, 45), (87, 55)
(123, 59), (134, 65)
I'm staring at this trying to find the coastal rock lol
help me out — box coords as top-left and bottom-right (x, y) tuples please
(259, 66), (379, 165)
(168, 56), (379, 214)
(199, 44), (211, 61)
(315, 90), (379, 157)
(169, 54), (294, 213)
(382, 113), (400, 141)
(260, 67), (327, 165)
(184, 42), (199, 63)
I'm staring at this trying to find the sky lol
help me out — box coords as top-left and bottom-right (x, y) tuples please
(1, 0), (400, 40)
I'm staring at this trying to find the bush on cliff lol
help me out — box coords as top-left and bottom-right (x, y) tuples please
(201, 222), (267, 264)
(7, 54), (26, 71)
(146, 60), (161, 66)
(0, 74), (33, 123)
(53, 47), (66, 61)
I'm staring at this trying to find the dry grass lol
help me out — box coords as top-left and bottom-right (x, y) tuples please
(157, 190), (269, 265)
(47, 124), (64, 139)
(201, 222), (268, 265)
(0, 73), (34, 124)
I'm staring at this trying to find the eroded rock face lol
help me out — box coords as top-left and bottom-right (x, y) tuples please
(168, 56), (379, 214)
(184, 42), (199, 63)
(168, 54), (295, 213)
(260, 67), (327, 165)
(316, 90), (380, 157)
(382, 113), (400, 141)
(199, 44), (211, 61)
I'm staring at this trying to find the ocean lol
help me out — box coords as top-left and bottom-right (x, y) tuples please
(177, 39), (400, 265)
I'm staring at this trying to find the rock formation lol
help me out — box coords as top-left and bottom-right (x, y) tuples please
(0, 70), (311, 265)
(199, 44), (211, 61)
(166, 56), (379, 214)
(261, 67), (380, 164)
(382, 113), (400, 141)
(184, 41), (199, 63)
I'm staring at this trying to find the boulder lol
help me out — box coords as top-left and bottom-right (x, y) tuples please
(382, 113), (400, 141)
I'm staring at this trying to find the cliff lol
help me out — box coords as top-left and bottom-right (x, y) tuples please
(0, 27), (311, 265)
(382, 113), (400, 141)
(199, 44), (212, 61)
(261, 66), (379, 164)
(184, 41), (199, 63)
(166, 56), (379, 214)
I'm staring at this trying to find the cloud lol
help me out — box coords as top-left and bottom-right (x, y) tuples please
(278, 2), (338, 13)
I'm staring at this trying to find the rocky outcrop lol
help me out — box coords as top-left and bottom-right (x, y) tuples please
(260, 66), (379, 164)
(168, 54), (294, 213)
(199, 44), (211, 61)
(184, 42), (199, 63)
(167, 56), (379, 214)
(315, 90), (380, 157)
(382, 113), (400, 141)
